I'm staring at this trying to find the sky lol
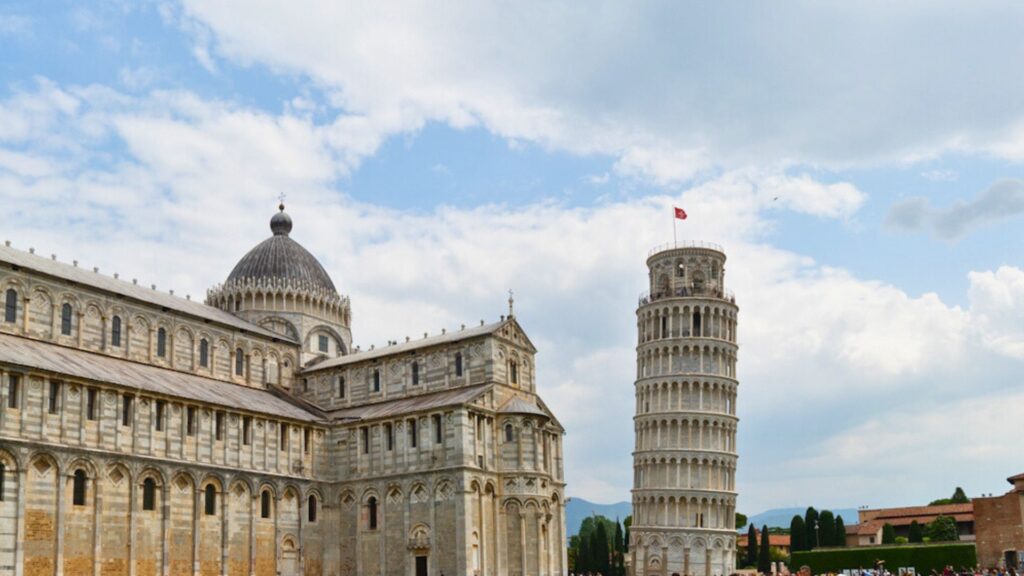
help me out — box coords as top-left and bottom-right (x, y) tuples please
(3, 0), (1024, 515)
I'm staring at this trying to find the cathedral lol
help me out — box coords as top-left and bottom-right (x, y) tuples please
(0, 205), (566, 576)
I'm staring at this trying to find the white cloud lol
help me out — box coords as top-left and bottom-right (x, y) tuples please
(170, 1), (1024, 185)
(886, 179), (1024, 239)
(2, 75), (1023, 513)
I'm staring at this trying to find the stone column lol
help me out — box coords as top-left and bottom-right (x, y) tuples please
(14, 465), (27, 576)
(76, 311), (84, 348)
(249, 493), (257, 576)
(22, 295), (30, 334)
(192, 487), (201, 576)
(705, 548), (711, 576)
(129, 478), (137, 576)
(161, 483), (171, 576)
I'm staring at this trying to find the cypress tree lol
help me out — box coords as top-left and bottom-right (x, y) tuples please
(578, 534), (591, 573)
(818, 510), (836, 547)
(882, 523), (896, 544)
(758, 524), (772, 574)
(614, 520), (625, 576)
(624, 515), (632, 553)
(790, 515), (807, 552)
(804, 507), (819, 550)
(594, 519), (611, 576)
(835, 515), (847, 547)
(745, 524), (759, 567)
(909, 520), (923, 543)
(951, 487), (969, 503)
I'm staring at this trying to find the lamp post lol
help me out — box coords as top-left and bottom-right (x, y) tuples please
(815, 520), (820, 549)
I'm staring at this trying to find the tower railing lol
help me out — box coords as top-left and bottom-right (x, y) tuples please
(648, 240), (724, 257)
(638, 286), (736, 306)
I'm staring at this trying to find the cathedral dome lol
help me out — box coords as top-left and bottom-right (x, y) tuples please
(225, 204), (337, 294)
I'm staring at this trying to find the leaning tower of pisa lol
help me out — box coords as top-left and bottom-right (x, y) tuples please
(631, 241), (739, 576)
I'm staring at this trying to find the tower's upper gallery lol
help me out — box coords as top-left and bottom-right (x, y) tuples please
(225, 203), (338, 296)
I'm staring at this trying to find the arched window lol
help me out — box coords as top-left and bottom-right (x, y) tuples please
(308, 495), (318, 522)
(3, 289), (16, 323)
(455, 353), (463, 377)
(504, 424), (514, 443)
(142, 478), (156, 511)
(510, 361), (518, 384)
(235, 348), (244, 376)
(367, 496), (378, 530)
(156, 328), (167, 357)
(73, 469), (87, 506)
(411, 361), (420, 385)
(0, 462), (5, 501)
(337, 376), (346, 398)
(204, 484), (216, 515)
(61, 303), (72, 335)
(261, 490), (271, 519)
(111, 316), (122, 347)
(199, 339), (209, 367)
(372, 369), (380, 392)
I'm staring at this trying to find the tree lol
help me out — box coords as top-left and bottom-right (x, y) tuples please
(594, 519), (611, 576)
(804, 507), (819, 550)
(578, 534), (592, 573)
(818, 510), (836, 547)
(758, 524), (772, 574)
(951, 487), (969, 503)
(908, 520), (924, 543)
(790, 515), (807, 552)
(882, 523), (896, 545)
(834, 515), (847, 547)
(746, 525), (759, 567)
(624, 515), (632, 553)
(925, 515), (959, 542)
(736, 512), (749, 529)
(930, 487), (972, 506)
(614, 519), (626, 576)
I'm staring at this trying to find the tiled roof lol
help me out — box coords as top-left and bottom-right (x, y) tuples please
(326, 385), (491, 422)
(0, 243), (289, 342)
(737, 532), (791, 547)
(0, 332), (319, 422)
(497, 396), (548, 417)
(853, 513), (974, 536)
(862, 503), (973, 521)
(307, 320), (507, 370)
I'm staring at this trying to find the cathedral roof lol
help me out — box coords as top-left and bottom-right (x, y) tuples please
(305, 318), (521, 371)
(225, 204), (337, 295)
(497, 396), (549, 418)
(0, 332), (320, 422)
(326, 384), (490, 422)
(0, 242), (286, 341)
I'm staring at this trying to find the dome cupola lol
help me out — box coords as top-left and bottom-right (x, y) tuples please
(224, 204), (336, 294)
(206, 203), (352, 363)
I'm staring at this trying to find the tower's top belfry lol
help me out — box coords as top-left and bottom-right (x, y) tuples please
(642, 241), (733, 307)
(631, 240), (739, 576)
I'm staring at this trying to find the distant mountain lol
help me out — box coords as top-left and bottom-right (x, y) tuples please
(563, 501), (859, 539)
(566, 498), (632, 537)
(742, 507), (860, 530)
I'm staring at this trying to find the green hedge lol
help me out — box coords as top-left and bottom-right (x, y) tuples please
(791, 543), (976, 573)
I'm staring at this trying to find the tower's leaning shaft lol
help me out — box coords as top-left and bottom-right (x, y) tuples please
(631, 241), (739, 576)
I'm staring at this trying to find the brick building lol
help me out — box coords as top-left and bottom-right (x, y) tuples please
(0, 204), (566, 576)
(974, 473), (1024, 569)
(849, 504), (974, 546)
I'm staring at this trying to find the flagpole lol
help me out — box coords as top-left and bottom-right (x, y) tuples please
(673, 213), (677, 246)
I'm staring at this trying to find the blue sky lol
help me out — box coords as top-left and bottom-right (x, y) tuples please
(4, 0), (1024, 514)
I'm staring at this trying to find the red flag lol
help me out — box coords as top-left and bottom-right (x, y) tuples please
(674, 207), (687, 220)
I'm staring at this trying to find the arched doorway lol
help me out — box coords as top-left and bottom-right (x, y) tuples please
(279, 536), (298, 576)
